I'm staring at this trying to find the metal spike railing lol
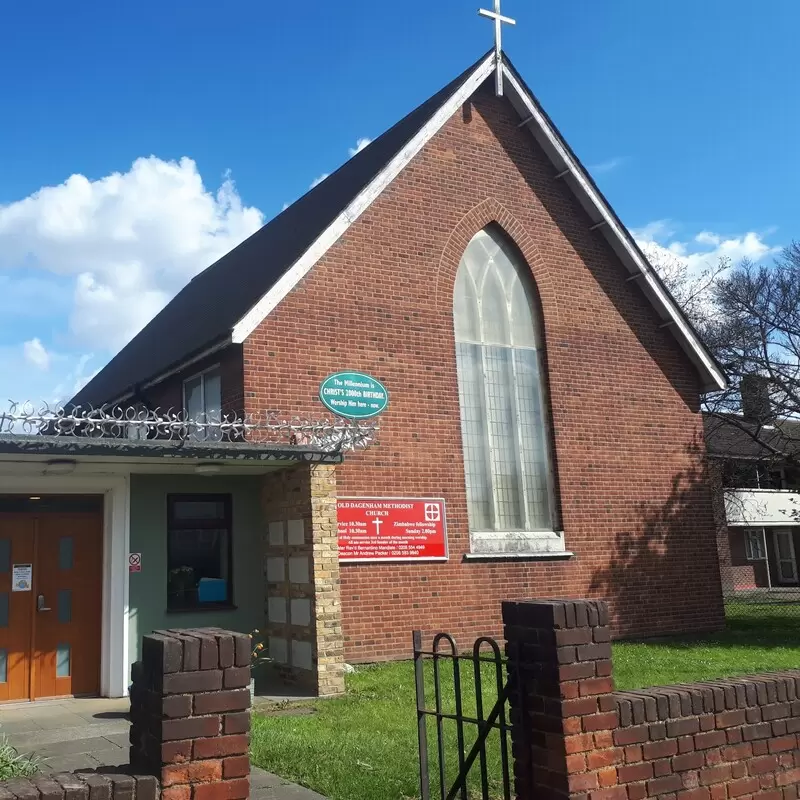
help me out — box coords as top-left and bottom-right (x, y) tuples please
(0, 401), (377, 453)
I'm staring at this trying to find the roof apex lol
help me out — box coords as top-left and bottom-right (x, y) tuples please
(70, 48), (725, 408)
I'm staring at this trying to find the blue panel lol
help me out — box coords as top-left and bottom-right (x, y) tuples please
(197, 577), (227, 603)
(58, 589), (72, 624)
(0, 540), (9, 573)
(56, 643), (70, 678)
(59, 537), (73, 570)
(0, 650), (6, 683)
(0, 593), (7, 628)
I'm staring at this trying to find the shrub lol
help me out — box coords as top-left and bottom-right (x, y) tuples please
(0, 735), (39, 780)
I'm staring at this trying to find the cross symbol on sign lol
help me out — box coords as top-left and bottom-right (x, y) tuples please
(424, 504), (441, 522)
(372, 518), (384, 535)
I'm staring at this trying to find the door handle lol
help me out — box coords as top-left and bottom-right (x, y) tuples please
(37, 594), (51, 612)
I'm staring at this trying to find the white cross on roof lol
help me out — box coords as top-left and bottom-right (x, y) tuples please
(478, 0), (516, 96)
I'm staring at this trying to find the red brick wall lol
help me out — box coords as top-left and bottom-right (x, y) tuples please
(240, 80), (723, 661)
(504, 599), (800, 800)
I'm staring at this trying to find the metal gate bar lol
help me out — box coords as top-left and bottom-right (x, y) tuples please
(413, 630), (515, 800)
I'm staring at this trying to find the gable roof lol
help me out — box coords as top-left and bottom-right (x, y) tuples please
(71, 51), (726, 408)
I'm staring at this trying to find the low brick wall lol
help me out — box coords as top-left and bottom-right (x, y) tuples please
(0, 773), (158, 800)
(0, 628), (251, 800)
(614, 675), (800, 800)
(503, 599), (800, 800)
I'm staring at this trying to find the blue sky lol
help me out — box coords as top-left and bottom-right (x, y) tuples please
(0, 0), (796, 402)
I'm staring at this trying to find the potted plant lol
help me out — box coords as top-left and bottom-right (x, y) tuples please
(249, 629), (271, 699)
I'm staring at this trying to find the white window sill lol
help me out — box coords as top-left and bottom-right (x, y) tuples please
(464, 551), (574, 561)
(468, 528), (567, 557)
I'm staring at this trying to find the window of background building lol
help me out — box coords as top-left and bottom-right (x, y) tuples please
(744, 529), (766, 561)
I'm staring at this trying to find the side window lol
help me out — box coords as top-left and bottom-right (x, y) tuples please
(183, 366), (223, 441)
(167, 494), (232, 610)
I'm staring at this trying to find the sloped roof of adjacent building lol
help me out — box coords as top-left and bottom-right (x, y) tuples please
(704, 413), (800, 460)
(70, 50), (726, 409)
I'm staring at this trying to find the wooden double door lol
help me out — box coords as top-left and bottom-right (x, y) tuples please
(0, 511), (102, 701)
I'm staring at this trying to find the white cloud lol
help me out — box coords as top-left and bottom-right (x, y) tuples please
(633, 220), (780, 277)
(0, 343), (97, 404)
(51, 353), (99, 402)
(632, 220), (781, 322)
(590, 156), (626, 174)
(23, 338), (50, 371)
(310, 173), (329, 189)
(348, 137), (372, 157)
(0, 156), (264, 401)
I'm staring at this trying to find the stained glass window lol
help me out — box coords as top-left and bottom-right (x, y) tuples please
(453, 227), (555, 534)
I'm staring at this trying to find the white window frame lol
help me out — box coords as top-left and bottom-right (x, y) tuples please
(744, 529), (767, 561)
(182, 364), (223, 441)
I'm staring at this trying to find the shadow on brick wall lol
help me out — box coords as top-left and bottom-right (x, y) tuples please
(589, 439), (725, 638)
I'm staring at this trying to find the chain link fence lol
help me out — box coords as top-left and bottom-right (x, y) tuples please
(718, 525), (800, 619)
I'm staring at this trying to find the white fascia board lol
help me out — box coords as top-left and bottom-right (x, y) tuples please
(231, 54), (496, 345)
(501, 65), (727, 393)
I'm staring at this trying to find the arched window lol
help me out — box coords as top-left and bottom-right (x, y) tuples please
(454, 226), (556, 538)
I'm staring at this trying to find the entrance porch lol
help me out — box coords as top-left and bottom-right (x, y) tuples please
(0, 405), (372, 702)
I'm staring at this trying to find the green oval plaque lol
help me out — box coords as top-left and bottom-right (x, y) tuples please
(319, 372), (388, 419)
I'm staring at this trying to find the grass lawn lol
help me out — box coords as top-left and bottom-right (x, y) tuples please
(250, 606), (800, 800)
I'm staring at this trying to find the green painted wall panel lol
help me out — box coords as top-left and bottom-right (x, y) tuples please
(128, 474), (265, 674)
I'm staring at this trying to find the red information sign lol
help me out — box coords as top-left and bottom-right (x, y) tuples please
(337, 497), (448, 562)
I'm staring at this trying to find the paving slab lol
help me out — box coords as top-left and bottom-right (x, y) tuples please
(251, 768), (328, 800)
(9, 722), (130, 752)
(38, 754), (102, 774)
(1, 698), (328, 800)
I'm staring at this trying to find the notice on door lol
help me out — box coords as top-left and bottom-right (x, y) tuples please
(11, 563), (32, 592)
(337, 498), (448, 562)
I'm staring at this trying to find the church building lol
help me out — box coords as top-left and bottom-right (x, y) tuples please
(0, 45), (727, 701)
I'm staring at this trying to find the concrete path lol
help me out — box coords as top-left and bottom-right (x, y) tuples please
(0, 698), (326, 800)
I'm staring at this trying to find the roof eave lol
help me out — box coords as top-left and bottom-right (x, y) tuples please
(229, 52), (497, 345)
(501, 61), (727, 394)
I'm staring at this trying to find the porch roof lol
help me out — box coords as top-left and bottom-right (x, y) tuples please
(0, 434), (343, 464)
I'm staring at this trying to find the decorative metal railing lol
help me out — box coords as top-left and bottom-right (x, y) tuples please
(0, 402), (377, 452)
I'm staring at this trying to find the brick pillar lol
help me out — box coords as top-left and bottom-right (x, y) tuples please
(502, 599), (621, 800)
(129, 628), (252, 800)
(261, 463), (345, 696)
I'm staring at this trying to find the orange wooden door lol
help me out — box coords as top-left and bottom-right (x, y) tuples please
(0, 515), (35, 702)
(33, 513), (103, 699)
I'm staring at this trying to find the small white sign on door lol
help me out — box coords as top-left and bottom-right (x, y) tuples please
(12, 563), (32, 592)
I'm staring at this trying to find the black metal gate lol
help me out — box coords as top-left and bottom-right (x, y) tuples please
(413, 630), (519, 800)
